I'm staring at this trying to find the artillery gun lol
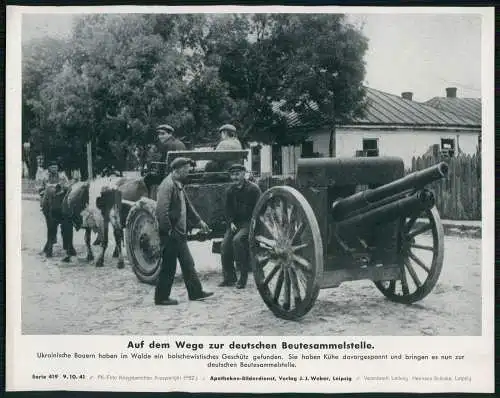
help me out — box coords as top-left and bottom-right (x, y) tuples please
(249, 157), (448, 320)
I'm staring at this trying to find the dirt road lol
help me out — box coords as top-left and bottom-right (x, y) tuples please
(20, 200), (481, 336)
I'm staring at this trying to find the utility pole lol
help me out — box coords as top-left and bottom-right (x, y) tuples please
(86, 141), (93, 180)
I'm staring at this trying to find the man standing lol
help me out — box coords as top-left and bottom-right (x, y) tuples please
(155, 157), (214, 305)
(220, 164), (262, 289)
(37, 160), (70, 198)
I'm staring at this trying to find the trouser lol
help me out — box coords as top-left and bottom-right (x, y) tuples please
(221, 224), (250, 285)
(155, 233), (203, 301)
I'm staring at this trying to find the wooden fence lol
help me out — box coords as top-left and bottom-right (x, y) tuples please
(408, 153), (481, 221)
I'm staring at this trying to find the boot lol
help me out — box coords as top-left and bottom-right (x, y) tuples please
(236, 264), (248, 289)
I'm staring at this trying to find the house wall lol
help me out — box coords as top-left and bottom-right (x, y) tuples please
(312, 127), (480, 168)
(257, 126), (480, 176)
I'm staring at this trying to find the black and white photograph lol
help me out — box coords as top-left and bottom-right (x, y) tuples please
(18, 10), (485, 337)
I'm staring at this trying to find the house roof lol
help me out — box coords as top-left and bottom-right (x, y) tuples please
(352, 88), (479, 128)
(273, 87), (480, 129)
(423, 97), (481, 125)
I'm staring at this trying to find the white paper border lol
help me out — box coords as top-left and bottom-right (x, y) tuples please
(6, 5), (495, 393)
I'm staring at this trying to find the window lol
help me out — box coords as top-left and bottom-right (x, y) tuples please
(361, 138), (379, 157)
(301, 141), (314, 158)
(440, 138), (455, 157)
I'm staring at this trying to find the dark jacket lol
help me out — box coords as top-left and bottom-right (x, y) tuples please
(156, 174), (202, 237)
(225, 180), (262, 227)
(160, 136), (186, 155)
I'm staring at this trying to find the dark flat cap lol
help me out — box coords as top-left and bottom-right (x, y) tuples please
(228, 163), (246, 172)
(218, 124), (237, 133)
(170, 157), (194, 170)
(156, 124), (174, 133)
(48, 160), (58, 166)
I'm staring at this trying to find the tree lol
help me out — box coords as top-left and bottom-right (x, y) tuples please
(272, 14), (368, 156)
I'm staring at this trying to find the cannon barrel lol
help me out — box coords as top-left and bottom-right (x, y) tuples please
(336, 189), (435, 231)
(331, 162), (448, 220)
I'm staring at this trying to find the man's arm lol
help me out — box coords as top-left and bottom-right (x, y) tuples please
(185, 193), (202, 227)
(155, 179), (174, 235)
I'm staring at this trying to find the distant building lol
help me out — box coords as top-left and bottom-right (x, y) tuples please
(246, 86), (481, 175)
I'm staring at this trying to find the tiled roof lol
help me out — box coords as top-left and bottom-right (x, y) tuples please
(273, 87), (480, 129)
(423, 97), (481, 125)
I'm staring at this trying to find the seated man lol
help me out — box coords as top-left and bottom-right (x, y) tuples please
(215, 124), (242, 151)
(220, 164), (262, 289)
(156, 124), (186, 160)
(205, 124), (243, 172)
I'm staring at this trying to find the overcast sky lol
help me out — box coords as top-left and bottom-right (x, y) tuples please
(22, 11), (482, 102)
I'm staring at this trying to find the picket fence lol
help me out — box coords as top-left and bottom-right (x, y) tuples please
(408, 153), (481, 221)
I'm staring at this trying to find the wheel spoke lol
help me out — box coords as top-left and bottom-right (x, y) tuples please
(400, 267), (410, 295)
(408, 223), (432, 239)
(405, 259), (422, 288)
(291, 221), (305, 244)
(291, 243), (309, 252)
(283, 268), (291, 310)
(288, 267), (303, 307)
(255, 254), (270, 268)
(408, 251), (431, 273)
(255, 235), (276, 249)
(404, 215), (418, 233)
(259, 215), (277, 240)
(273, 267), (285, 303)
(411, 243), (434, 251)
(263, 262), (280, 286)
(292, 254), (311, 270)
(269, 205), (283, 239)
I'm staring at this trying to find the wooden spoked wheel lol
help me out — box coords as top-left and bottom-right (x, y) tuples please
(125, 198), (162, 285)
(375, 206), (444, 303)
(249, 186), (323, 320)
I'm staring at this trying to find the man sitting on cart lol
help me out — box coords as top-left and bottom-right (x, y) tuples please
(219, 163), (262, 289)
(205, 124), (243, 172)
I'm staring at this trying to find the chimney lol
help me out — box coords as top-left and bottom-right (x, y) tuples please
(446, 87), (457, 98)
(401, 92), (413, 101)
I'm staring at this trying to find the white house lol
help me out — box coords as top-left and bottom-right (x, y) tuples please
(246, 87), (481, 176)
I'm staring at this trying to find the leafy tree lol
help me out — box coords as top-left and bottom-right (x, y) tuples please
(271, 14), (368, 155)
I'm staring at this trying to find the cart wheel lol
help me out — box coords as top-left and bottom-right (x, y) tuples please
(249, 186), (323, 320)
(375, 206), (444, 303)
(125, 198), (162, 285)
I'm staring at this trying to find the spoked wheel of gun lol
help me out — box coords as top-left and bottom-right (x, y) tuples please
(125, 198), (162, 285)
(249, 186), (323, 320)
(375, 206), (444, 303)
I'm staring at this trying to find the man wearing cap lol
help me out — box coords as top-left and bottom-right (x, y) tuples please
(156, 124), (186, 159)
(155, 157), (214, 305)
(37, 160), (70, 199)
(205, 124), (243, 172)
(220, 163), (261, 289)
(215, 124), (242, 151)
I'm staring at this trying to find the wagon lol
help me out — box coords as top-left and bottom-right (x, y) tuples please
(248, 156), (448, 320)
(124, 149), (250, 284)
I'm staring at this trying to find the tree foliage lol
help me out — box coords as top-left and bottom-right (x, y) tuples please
(23, 13), (368, 176)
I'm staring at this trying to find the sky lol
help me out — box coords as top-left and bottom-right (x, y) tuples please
(21, 11), (482, 102)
